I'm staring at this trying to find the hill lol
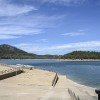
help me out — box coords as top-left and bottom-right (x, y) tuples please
(61, 51), (100, 59)
(0, 44), (37, 59)
(0, 44), (100, 59)
(0, 44), (58, 59)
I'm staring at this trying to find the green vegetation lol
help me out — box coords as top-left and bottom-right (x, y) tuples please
(0, 44), (37, 59)
(61, 51), (100, 59)
(0, 44), (58, 59)
(0, 44), (100, 59)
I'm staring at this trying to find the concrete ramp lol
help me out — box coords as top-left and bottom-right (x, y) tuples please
(39, 87), (71, 100)
(68, 87), (97, 100)
(39, 75), (72, 100)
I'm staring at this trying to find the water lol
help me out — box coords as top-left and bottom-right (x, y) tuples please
(0, 59), (100, 88)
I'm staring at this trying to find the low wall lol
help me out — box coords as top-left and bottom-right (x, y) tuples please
(68, 88), (80, 100)
(0, 68), (23, 80)
(68, 88), (97, 100)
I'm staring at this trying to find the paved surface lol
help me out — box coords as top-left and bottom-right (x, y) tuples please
(0, 69), (72, 100)
(39, 76), (72, 100)
(0, 64), (13, 71)
(39, 87), (71, 100)
(0, 66), (97, 100)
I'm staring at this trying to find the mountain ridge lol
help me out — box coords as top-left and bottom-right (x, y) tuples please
(0, 44), (37, 59)
(0, 44), (100, 59)
(0, 44), (58, 59)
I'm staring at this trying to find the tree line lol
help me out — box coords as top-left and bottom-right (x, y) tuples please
(0, 44), (100, 59)
(61, 51), (100, 59)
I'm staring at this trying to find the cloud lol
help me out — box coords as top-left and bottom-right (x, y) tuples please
(15, 41), (100, 54)
(62, 32), (85, 36)
(0, 26), (42, 35)
(0, 0), (66, 40)
(0, 25), (42, 39)
(36, 39), (48, 42)
(48, 41), (100, 50)
(0, 14), (64, 39)
(41, 0), (86, 5)
(15, 43), (42, 53)
(0, 34), (19, 40)
(0, 0), (37, 16)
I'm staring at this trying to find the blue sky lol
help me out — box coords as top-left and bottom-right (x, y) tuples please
(0, 0), (100, 55)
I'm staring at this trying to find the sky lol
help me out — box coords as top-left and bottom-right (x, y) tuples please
(0, 0), (100, 55)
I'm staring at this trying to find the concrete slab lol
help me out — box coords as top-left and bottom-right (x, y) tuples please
(0, 65), (97, 100)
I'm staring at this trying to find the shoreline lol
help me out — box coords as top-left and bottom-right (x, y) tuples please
(0, 64), (97, 89)
(0, 58), (100, 61)
(57, 59), (100, 62)
(0, 63), (99, 89)
(0, 64), (97, 99)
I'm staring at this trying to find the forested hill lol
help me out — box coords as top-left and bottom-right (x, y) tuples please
(61, 51), (100, 59)
(0, 44), (58, 59)
(0, 44), (100, 59)
(0, 44), (38, 59)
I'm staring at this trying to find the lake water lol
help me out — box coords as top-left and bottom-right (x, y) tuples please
(0, 59), (100, 88)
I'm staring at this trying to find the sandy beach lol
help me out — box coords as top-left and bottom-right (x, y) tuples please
(0, 64), (97, 100)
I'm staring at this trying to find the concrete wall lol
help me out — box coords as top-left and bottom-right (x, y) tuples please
(0, 70), (23, 80)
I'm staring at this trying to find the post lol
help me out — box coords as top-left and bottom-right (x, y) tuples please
(52, 73), (59, 87)
(95, 89), (100, 100)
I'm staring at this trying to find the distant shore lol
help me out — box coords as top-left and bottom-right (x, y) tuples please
(0, 59), (100, 61)
(57, 59), (100, 62)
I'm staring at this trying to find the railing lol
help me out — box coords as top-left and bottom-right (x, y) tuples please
(52, 73), (59, 87)
(68, 88), (80, 100)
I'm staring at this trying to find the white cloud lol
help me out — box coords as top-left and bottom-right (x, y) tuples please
(0, 34), (19, 39)
(42, 0), (86, 5)
(15, 43), (42, 53)
(0, 0), (66, 40)
(0, 14), (64, 39)
(0, 26), (42, 39)
(0, 0), (37, 16)
(15, 41), (100, 54)
(62, 32), (85, 36)
(36, 39), (48, 42)
(49, 41), (100, 50)
(0, 26), (42, 35)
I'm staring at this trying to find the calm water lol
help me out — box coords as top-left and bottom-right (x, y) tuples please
(0, 59), (100, 88)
